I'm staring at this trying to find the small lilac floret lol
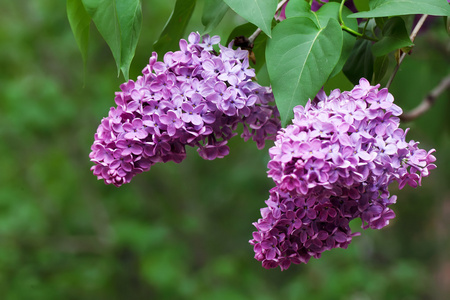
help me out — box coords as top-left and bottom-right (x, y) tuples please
(250, 78), (436, 270)
(90, 32), (280, 186)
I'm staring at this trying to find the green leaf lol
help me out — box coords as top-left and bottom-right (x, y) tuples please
(373, 55), (389, 83)
(223, 0), (277, 37)
(286, 1), (340, 28)
(354, 0), (370, 12)
(116, 0), (142, 81)
(285, 0), (315, 20)
(314, 3), (342, 27)
(82, 0), (122, 76)
(372, 17), (413, 57)
(284, 2), (357, 91)
(227, 23), (268, 73)
(343, 39), (374, 85)
(202, 0), (229, 34)
(78, 0), (142, 79)
(349, 0), (450, 18)
(266, 17), (343, 126)
(153, 0), (197, 56)
(67, 0), (91, 68)
(323, 70), (354, 93)
(375, 17), (387, 30)
(256, 63), (271, 87)
(313, 3), (358, 78)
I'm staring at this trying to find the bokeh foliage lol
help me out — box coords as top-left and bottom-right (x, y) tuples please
(0, 0), (449, 299)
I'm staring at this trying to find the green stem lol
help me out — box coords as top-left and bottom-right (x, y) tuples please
(338, 0), (346, 25)
(342, 25), (362, 37)
(339, 0), (378, 42)
(362, 18), (369, 36)
(342, 25), (378, 41)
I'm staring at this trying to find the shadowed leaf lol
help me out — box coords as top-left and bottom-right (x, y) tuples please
(154, 0), (197, 56)
(202, 0), (229, 34)
(67, 0), (91, 69)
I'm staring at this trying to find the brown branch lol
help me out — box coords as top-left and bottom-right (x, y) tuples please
(400, 75), (450, 122)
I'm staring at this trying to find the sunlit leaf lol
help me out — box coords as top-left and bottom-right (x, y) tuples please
(153, 0), (197, 56)
(202, 0), (229, 34)
(349, 0), (450, 18)
(223, 0), (277, 37)
(285, 0), (315, 21)
(67, 0), (91, 68)
(285, 2), (358, 79)
(116, 0), (142, 81)
(266, 17), (343, 126)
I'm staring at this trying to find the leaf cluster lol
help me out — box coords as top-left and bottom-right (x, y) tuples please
(67, 0), (450, 125)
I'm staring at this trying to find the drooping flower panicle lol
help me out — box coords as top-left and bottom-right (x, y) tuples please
(250, 78), (436, 270)
(90, 32), (280, 186)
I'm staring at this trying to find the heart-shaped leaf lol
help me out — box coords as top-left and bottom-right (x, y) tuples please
(266, 17), (343, 126)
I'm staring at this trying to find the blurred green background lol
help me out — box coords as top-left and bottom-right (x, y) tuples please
(0, 0), (449, 299)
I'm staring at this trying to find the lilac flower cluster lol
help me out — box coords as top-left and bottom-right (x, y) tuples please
(250, 78), (436, 270)
(90, 32), (280, 186)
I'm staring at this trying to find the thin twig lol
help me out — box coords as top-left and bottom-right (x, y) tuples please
(400, 75), (450, 122)
(248, 28), (262, 44)
(248, 0), (290, 44)
(386, 14), (428, 89)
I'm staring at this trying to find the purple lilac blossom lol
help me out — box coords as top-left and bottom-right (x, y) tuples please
(90, 32), (280, 186)
(250, 78), (436, 270)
